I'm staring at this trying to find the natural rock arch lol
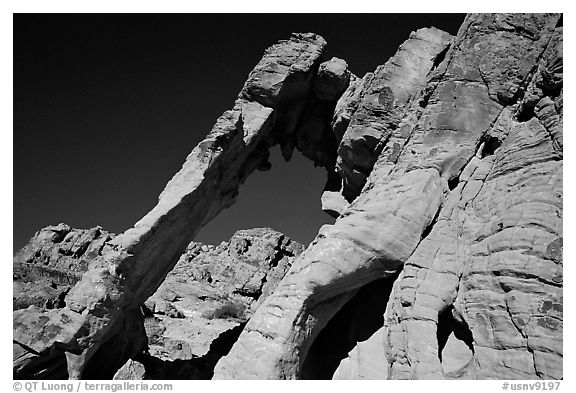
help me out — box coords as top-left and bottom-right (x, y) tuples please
(14, 13), (563, 381)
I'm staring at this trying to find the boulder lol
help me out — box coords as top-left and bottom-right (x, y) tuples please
(312, 57), (351, 101)
(113, 360), (146, 380)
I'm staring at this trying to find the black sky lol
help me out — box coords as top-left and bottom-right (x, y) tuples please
(13, 14), (465, 251)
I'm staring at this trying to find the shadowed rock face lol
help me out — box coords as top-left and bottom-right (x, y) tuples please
(14, 13), (562, 380)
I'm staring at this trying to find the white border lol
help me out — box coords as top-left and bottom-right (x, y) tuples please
(2, 3), (572, 390)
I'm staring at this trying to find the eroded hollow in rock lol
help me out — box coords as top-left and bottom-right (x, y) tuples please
(195, 146), (335, 246)
(299, 275), (398, 379)
(479, 135), (503, 158)
(448, 175), (460, 191)
(431, 44), (450, 71)
(517, 101), (536, 122)
(437, 305), (474, 374)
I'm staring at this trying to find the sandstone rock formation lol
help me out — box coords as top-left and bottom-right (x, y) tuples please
(14, 224), (113, 311)
(14, 32), (327, 380)
(14, 13), (562, 380)
(214, 13), (563, 380)
(14, 226), (303, 379)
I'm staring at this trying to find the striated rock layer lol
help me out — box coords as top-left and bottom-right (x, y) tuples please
(14, 13), (562, 380)
(214, 13), (563, 380)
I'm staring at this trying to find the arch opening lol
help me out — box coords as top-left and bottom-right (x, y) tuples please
(195, 146), (335, 247)
(300, 275), (398, 379)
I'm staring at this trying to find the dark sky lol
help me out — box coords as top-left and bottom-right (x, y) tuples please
(13, 14), (465, 251)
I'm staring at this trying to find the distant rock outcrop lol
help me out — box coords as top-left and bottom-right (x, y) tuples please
(14, 13), (562, 380)
(138, 228), (303, 379)
(14, 224), (113, 311)
(14, 226), (303, 379)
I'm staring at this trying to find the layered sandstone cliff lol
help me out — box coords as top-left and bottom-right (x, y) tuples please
(14, 13), (562, 380)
